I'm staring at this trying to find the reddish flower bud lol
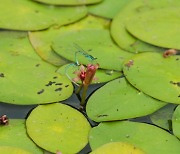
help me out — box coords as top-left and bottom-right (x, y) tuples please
(83, 64), (99, 86)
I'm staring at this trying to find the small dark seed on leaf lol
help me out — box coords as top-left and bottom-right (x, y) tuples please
(55, 88), (62, 92)
(37, 89), (44, 94)
(0, 73), (5, 78)
(55, 83), (62, 86)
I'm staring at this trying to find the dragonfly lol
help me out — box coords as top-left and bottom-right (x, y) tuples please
(65, 43), (97, 86)
(73, 43), (97, 66)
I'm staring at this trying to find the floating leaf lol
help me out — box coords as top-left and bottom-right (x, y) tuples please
(32, 0), (103, 5)
(123, 52), (180, 104)
(28, 15), (110, 66)
(57, 64), (122, 84)
(0, 0), (87, 30)
(0, 146), (31, 154)
(89, 121), (180, 154)
(150, 104), (177, 130)
(0, 50), (73, 105)
(88, 0), (131, 19)
(52, 29), (133, 71)
(172, 105), (180, 139)
(126, 8), (180, 49)
(0, 31), (41, 60)
(86, 78), (166, 122)
(90, 142), (145, 154)
(0, 119), (43, 153)
(111, 0), (180, 53)
(26, 103), (91, 153)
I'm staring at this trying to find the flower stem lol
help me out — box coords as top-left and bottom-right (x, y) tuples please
(75, 84), (83, 95)
(80, 85), (88, 108)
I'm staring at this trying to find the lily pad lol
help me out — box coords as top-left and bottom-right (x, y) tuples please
(90, 142), (145, 154)
(150, 104), (177, 130)
(0, 146), (32, 154)
(32, 0), (103, 5)
(28, 15), (110, 66)
(111, 0), (180, 53)
(52, 29), (133, 71)
(86, 78), (166, 122)
(0, 0), (87, 31)
(57, 64), (122, 84)
(0, 50), (73, 105)
(123, 52), (180, 104)
(126, 8), (180, 49)
(0, 119), (42, 153)
(172, 105), (180, 139)
(89, 121), (180, 154)
(0, 31), (41, 61)
(88, 0), (131, 19)
(26, 103), (91, 154)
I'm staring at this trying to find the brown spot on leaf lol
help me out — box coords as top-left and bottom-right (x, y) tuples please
(125, 60), (134, 68)
(163, 49), (177, 58)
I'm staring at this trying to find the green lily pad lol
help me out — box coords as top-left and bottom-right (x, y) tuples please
(32, 0), (103, 5)
(126, 8), (180, 49)
(123, 52), (180, 104)
(0, 31), (41, 61)
(150, 104), (177, 130)
(90, 142), (145, 154)
(0, 31), (73, 105)
(111, 0), (180, 53)
(172, 105), (180, 139)
(0, 50), (73, 105)
(0, 146), (31, 154)
(89, 121), (180, 154)
(28, 15), (110, 66)
(88, 0), (131, 19)
(86, 78), (166, 122)
(57, 64), (122, 84)
(0, 0), (87, 31)
(26, 103), (91, 154)
(52, 29), (133, 71)
(0, 119), (42, 153)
